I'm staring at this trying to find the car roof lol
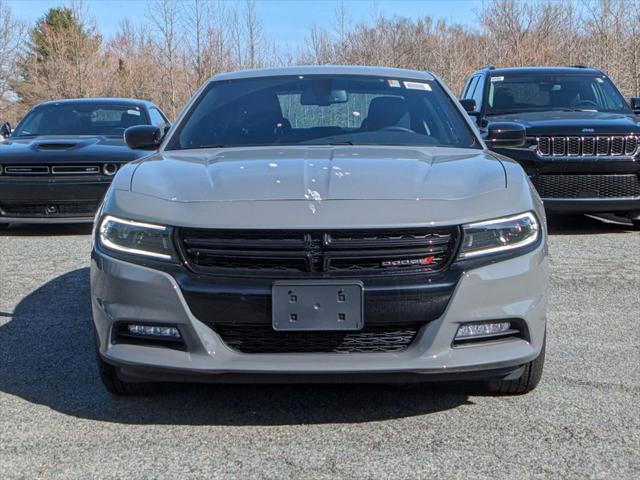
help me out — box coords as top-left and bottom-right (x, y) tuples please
(34, 97), (156, 109)
(478, 66), (604, 76)
(211, 65), (435, 82)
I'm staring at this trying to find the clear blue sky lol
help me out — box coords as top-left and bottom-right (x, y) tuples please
(7, 0), (481, 45)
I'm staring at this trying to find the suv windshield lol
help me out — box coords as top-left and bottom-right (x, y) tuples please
(13, 104), (148, 137)
(486, 74), (630, 114)
(166, 74), (479, 150)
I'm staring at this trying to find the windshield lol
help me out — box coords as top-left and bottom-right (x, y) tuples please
(13, 104), (149, 137)
(486, 74), (630, 114)
(166, 74), (479, 150)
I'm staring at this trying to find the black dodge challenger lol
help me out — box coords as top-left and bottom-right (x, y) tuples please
(0, 98), (169, 227)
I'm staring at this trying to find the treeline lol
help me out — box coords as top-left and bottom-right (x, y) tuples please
(0, 0), (639, 123)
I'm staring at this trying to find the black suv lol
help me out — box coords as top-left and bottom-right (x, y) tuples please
(460, 66), (640, 226)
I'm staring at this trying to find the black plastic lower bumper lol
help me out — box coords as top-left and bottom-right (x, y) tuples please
(108, 354), (526, 384)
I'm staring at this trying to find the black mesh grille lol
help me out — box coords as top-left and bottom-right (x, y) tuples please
(212, 324), (420, 353)
(582, 137), (595, 155)
(0, 201), (99, 217)
(178, 228), (457, 276)
(567, 137), (580, 155)
(596, 137), (610, 155)
(552, 137), (565, 155)
(536, 136), (638, 157)
(532, 174), (640, 198)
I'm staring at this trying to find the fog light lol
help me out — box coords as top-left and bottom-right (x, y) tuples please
(455, 321), (511, 340)
(127, 324), (181, 338)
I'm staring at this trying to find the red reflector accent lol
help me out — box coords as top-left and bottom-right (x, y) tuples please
(420, 256), (434, 265)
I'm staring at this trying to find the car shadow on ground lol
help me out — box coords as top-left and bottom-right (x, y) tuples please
(0, 223), (93, 237)
(546, 213), (637, 235)
(0, 268), (474, 426)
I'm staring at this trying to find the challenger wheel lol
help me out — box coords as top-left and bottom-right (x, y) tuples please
(484, 335), (546, 395)
(96, 349), (161, 396)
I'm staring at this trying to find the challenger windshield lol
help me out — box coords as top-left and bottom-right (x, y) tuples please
(13, 104), (148, 137)
(486, 74), (630, 114)
(166, 75), (479, 150)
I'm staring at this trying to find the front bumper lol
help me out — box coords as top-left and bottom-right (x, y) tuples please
(0, 176), (111, 223)
(495, 147), (640, 214)
(91, 240), (548, 382)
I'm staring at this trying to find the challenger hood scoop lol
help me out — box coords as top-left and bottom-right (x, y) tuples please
(36, 142), (78, 150)
(131, 146), (506, 202)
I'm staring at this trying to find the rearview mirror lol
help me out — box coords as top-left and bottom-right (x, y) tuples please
(485, 122), (526, 148)
(124, 125), (162, 150)
(630, 97), (640, 113)
(0, 122), (12, 139)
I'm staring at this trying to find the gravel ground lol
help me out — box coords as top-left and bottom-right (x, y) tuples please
(0, 216), (638, 479)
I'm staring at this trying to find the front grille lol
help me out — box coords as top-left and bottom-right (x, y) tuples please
(532, 174), (640, 198)
(536, 136), (639, 158)
(1, 164), (110, 176)
(212, 324), (420, 353)
(0, 201), (99, 217)
(178, 227), (458, 276)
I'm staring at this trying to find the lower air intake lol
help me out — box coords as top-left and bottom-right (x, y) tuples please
(212, 324), (421, 354)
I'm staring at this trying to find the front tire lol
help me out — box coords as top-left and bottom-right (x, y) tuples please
(96, 351), (161, 396)
(484, 336), (546, 395)
(0, 223), (8, 230)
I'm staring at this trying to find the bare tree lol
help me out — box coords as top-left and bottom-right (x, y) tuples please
(0, 0), (26, 121)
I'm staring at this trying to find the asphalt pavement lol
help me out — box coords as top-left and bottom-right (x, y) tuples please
(0, 215), (638, 479)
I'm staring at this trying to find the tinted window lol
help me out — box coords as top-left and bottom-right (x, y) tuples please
(13, 104), (148, 137)
(471, 76), (485, 107)
(463, 76), (479, 100)
(149, 108), (167, 127)
(166, 75), (479, 150)
(487, 74), (629, 114)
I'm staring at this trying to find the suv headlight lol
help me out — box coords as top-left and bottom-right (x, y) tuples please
(98, 215), (175, 260)
(458, 212), (540, 259)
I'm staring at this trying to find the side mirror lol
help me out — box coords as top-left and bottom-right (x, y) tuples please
(0, 122), (12, 138)
(124, 125), (162, 150)
(485, 122), (526, 148)
(630, 97), (640, 114)
(459, 99), (477, 114)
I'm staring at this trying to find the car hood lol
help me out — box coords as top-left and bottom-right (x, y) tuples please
(129, 146), (506, 202)
(487, 111), (640, 136)
(0, 135), (148, 163)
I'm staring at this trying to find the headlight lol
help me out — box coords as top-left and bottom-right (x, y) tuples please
(98, 215), (175, 260)
(458, 212), (540, 259)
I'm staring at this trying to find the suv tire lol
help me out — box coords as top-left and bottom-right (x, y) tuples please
(96, 351), (161, 396)
(485, 335), (546, 395)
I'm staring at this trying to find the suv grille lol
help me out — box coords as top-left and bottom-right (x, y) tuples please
(212, 324), (420, 353)
(178, 227), (458, 276)
(532, 174), (640, 198)
(0, 201), (99, 217)
(536, 136), (639, 158)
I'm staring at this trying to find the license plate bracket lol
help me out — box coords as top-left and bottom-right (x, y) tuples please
(272, 280), (364, 331)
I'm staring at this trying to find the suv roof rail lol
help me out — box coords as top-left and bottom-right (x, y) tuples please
(483, 65), (495, 70)
(569, 65), (589, 68)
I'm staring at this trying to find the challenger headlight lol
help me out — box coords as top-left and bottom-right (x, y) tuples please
(98, 215), (175, 260)
(458, 212), (540, 259)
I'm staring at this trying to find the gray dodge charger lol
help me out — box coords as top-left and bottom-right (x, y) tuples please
(91, 66), (548, 395)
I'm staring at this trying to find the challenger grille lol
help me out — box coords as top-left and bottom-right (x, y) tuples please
(1, 164), (113, 175)
(0, 201), (99, 217)
(211, 324), (420, 353)
(178, 227), (458, 277)
(532, 174), (640, 198)
(536, 135), (639, 158)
